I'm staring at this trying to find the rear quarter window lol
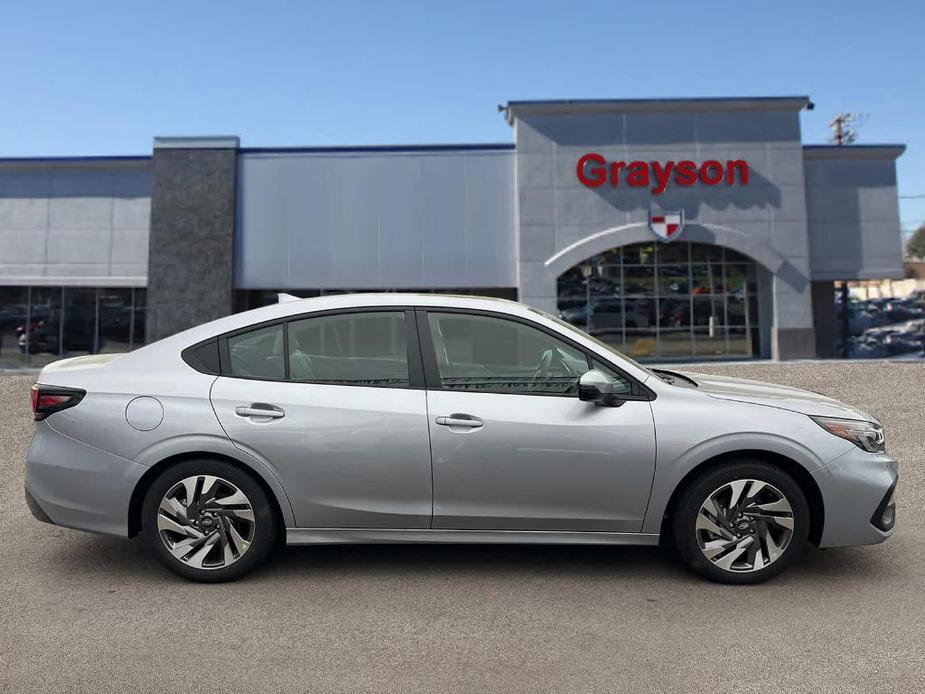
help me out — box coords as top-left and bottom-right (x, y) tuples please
(181, 339), (220, 375)
(227, 324), (285, 380)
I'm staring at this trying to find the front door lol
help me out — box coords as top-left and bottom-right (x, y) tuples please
(210, 310), (432, 529)
(420, 310), (656, 532)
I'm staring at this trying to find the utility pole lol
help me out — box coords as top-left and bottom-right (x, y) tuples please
(840, 281), (851, 358)
(831, 113), (860, 359)
(829, 113), (859, 146)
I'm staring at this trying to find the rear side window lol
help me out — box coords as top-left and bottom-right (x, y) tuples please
(288, 311), (409, 387)
(227, 324), (285, 380)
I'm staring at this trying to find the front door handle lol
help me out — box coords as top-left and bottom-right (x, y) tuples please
(435, 414), (483, 428)
(235, 404), (285, 419)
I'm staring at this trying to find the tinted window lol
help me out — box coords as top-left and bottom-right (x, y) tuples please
(288, 312), (409, 387)
(182, 339), (220, 375)
(227, 324), (285, 380)
(427, 312), (589, 395)
(591, 359), (634, 396)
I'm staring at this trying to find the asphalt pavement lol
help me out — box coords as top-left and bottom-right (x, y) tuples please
(1, 362), (923, 693)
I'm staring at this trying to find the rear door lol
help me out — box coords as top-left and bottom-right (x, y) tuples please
(210, 308), (433, 528)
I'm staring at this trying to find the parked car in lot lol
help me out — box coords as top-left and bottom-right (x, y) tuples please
(559, 297), (653, 330)
(16, 307), (100, 355)
(25, 294), (897, 584)
(833, 292), (925, 358)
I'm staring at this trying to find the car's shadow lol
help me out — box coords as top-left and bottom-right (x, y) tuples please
(44, 529), (897, 587)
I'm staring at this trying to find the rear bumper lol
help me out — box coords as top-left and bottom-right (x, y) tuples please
(25, 420), (147, 537)
(812, 447), (898, 548)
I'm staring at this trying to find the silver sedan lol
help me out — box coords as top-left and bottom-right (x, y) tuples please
(24, 294), (897, 583)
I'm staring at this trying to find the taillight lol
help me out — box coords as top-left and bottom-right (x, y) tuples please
(17, 321), (43, 336)
(31, 384), (86, 421)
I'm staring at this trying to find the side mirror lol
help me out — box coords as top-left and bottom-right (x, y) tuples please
(578, 369), (625, 407)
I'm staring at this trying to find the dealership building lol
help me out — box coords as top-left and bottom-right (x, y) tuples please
(0, 96), (905, 367)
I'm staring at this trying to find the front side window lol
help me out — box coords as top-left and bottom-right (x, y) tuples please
(227, 324), (285, 380)
(426, 312), (591, 396)
(591, 359), (634, 396)
(288, 311), (409, 387)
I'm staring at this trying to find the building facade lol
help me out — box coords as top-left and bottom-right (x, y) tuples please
(0, 96), (905, 367)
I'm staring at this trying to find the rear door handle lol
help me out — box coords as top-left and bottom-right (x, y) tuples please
(235, 404), (285, 419)
(435, 414), (483, 428)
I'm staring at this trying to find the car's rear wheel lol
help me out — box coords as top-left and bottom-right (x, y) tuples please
(673, 461), (809, 584)
(141, 459), (277, 582)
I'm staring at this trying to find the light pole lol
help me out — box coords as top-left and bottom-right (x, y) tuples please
(840, 281), (851, 358)
(581, 263), (592, 332)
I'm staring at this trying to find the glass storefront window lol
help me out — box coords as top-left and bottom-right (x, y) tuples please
(727, 296), (749, 326)
(62, 287), (98, 356)
(624, 266), (656, 296)
(24, 287), (63, 368)
(0, 285), (147, 368)
(692, 296), (723, 327)
(596, 248), (621, 264)
(724, 248), (751, 263)
(99, 288), (133, 354)
(728, 327), (752, 356)
(691, 264), (719, 295)
(0, 287), (29, 369)
(658, 298), (690, 328)
(557, 241), (760, 361)
(725, 265), (750, 294)
(690, 244), (723, 263)
(659, 329), (694, 358)
(658, 265), (689, 295)
(595, 265), (621, 284)
(622, 243), (656, 265)
(624, 298), (656, 329)
(657, 243), (689, 264)
(694, 328), (727, 357)
(132, 288), (146, 347)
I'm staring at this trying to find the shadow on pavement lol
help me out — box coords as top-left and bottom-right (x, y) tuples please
(41, 529), (897, 586)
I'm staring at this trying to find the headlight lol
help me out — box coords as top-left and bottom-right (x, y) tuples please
(811, 416), (885, 453)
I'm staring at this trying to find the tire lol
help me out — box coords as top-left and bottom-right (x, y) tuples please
(672, 461), (809, 584)
(141, 459), (278, 582)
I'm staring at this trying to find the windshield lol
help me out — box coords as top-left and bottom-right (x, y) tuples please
(528, 307), (656, 379)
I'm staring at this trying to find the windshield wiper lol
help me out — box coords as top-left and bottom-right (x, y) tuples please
(653, 369), (698, 387)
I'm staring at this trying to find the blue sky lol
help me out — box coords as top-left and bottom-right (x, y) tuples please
(2, 0), (923, 237)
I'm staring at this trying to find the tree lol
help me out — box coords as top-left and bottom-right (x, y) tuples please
(907, 223), (925, 260)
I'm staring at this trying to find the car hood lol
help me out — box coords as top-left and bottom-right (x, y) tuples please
(677, 371), (877, 422)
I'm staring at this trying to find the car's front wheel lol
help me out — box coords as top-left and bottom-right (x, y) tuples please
(141, 459), (278, 582)
(673, 461), (809, 584)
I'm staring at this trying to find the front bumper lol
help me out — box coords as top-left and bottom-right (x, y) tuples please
(25, 420), (147, 537)
(24, 487), (55, 525)
(812, 446), (898, 548)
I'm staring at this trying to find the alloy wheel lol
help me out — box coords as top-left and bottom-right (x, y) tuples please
(695, 478), (795, 573)
(156, 475), (256, 570)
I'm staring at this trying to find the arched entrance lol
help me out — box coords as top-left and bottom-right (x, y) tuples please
(556, 241), (760, 360)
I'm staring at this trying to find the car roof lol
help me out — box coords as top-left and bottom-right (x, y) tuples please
(261, 292), (525, 320)
(156, 293), (530, 345)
